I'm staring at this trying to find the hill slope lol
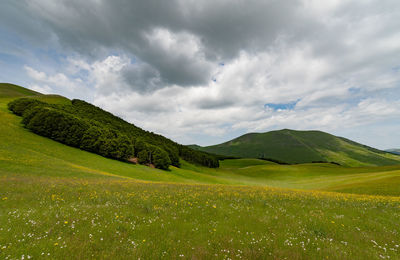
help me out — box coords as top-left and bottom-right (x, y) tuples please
(2, 87), (400, 194)
(3, 83), (400, 194)
(2, 83), (219, 169)
(194, 129), (400, 166)
(0, 83), (42, 97)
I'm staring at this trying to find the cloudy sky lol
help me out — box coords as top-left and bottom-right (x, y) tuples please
(1, 0), (400, 149)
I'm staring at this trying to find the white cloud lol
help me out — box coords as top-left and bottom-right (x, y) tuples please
(30, 84), (52, 94)
(24, 65), (83, 96)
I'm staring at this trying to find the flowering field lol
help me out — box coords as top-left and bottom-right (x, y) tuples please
(2, 95), (400, 259)
(2, 176), (400, 259)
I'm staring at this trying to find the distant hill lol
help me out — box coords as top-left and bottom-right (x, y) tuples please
(2, 83), (219, 169)
(192, 129), (400, 167)
(187, 144), (202, 150)
(386, 149), (400, 155)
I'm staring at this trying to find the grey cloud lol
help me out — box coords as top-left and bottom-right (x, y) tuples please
(194, 97), (236, 110)
(4, 0), (400, 92)
(121, 63), (161, 93)
(6, 0), (317, 90)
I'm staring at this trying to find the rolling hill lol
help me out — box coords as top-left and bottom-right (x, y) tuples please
(2, 82), (400, 193)
(2, 83), (400, 258)
(0, 83), (42, 97)
(192, 129), (400, 166)
(3, 83), (219, 170)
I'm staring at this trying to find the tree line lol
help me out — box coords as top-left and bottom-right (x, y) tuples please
(8, 98), (219, 169)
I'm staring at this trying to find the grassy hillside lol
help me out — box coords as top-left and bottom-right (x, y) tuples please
(0, 83), (42, 97)
(2, 84), (400, 258)
(195, 129), (400, 167)
(7, 90), (219, 170)
(1, 84), (400, 194)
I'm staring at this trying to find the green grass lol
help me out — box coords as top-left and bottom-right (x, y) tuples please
(2, 177), (400, 259)
(0, 83), (41, 97)
(196, 129), (400, 167)
(31, 94), (72, 105)
(2, 85), (400, 259)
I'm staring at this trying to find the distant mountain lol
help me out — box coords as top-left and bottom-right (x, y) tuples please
(386, 149), (400, 155)
(192, 129), (400, 167)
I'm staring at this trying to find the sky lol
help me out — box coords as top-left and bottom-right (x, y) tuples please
(1, 0), (400, 149)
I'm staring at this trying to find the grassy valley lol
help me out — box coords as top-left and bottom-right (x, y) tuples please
(2, 83), (400, 259)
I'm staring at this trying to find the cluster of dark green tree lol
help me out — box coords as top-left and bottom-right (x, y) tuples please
(64, 99), (218, 168)
(8, 98), (219, 169)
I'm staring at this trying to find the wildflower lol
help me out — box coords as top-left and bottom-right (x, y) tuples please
(64, 221), (68, 224)
(331, 221), (335, 224)
(212, 205), (217, 208)
(54, 242), (58, 246)
(2, 197), (7, 200)
(142, 239), (146, 242)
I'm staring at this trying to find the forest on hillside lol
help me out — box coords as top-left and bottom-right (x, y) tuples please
(8, 98), (219, 169)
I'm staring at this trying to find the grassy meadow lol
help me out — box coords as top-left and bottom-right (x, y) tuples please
(2, 176), (400, 259)
(1, 85), (400, 259)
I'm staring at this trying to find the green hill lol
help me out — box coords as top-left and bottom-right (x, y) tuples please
(2, 83), (400, 259)
(0, 83), (42, 97)
(194, 129), (400, 166)
(2, 83), (219, 170)
(3, 83), (400, 193)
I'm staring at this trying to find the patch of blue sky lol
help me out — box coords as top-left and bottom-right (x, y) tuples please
(0, 52), (24, 65)
(348, 87), (361, 94)
(264, 99), (299, 111)
(391, 66), (400, 72)
(0, 26), (64, 74)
